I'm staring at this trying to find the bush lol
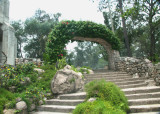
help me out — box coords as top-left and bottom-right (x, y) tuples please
(73, 100), (125, 114)
(0, 63), (36, 91)
(38, 64), (57, 92)
(0, 88), (16, 114)
(85, 80), (129, 112)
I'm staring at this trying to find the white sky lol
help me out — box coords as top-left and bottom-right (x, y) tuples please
(9, 0), (104, 24)
(9, 0), (105, 52)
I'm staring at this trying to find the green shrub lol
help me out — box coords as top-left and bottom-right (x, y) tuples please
(73, 100), (125, 114)
(0, 88), (16, 114)
(15, 63), (35, 74)
(56, 57), (67, 70)
(85, 80), (129, 112)
(0, 63), (37, 91)
(37, 64), (57, 92)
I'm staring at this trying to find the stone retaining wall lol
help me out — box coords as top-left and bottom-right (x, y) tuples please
(15, 58), (43, 66)
(154, 63), (160, 85)
(115, 57), (154, 78)
(115, 57), (160, 86)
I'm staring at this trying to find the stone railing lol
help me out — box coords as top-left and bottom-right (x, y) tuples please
(115, 57), (160, 86)
(15, 58), (43, 66)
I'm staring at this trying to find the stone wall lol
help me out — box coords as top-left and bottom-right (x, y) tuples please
(153, 63), (160, 86)
(115, 57), (160, 86)
(15, 58), (43, 66)
(115, 57), (154, 78)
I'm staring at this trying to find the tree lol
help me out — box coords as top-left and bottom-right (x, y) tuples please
(92, 0), (132, 56)
(118, 0), (132, 56)
(66, 42), (108, 69)
(11, 20), (27, 58)
(24, 9), (61, 58)
(127, 0), (160, 61)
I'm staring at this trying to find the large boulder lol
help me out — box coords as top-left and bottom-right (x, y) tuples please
(51, 65), (84, 94)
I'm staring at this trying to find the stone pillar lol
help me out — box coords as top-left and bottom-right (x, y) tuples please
(2, 23), (17, 65)
(0, 0), (9, 23)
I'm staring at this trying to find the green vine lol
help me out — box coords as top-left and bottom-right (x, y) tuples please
(45, 20), (121, 64)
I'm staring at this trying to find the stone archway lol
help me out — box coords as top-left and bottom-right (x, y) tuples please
(45, 20), (121, 70)
(73, 37), (120, 70)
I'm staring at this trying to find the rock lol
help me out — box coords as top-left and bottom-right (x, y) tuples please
(39, 100), (43, 105)
(88, 98), (96, 102)
(133, 73), (139, 78)
(24, 77), (31, 83)
(51, 65), (84, 94)
(34, 68), (45, 74)
(3, 109), (16, 114)
(88, 69), (94, 74)
(16, 101), (27, 110)
(64, 65), (72, 70)
(9, 86), (16, 92)
(145, 72), (149, 78)
(38, 77), (42, 80)
(145, 79), (156, 86)
(29, 104), (36, 111)
(144, 59), (151, 63)
(20, 77), (30, 85)
(16, 97), (22, 102)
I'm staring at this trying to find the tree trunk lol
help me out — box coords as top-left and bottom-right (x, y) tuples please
(119, 0), (132, 57)
(149, 0), (156, 62)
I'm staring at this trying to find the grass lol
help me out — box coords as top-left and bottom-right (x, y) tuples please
(0, 88), (16, 114)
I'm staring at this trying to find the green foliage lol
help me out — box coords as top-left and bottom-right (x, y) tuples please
(71, 65), (79, 72)
(56, 57), (67, 70)
(45, 20), (121, 64)
(85, 80), (129, 112)
(0, 64), (36, 92)
(37, 64), (57, 92)
(73, 100), (125, 114)
(0, 63), (58, 113)
(15, 63), (35, 74)
(25, 86), (45, 105)
(12, 9), (61, 59)
(0, 88), (16, 114)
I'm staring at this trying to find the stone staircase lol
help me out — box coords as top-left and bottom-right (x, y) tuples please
(32, 71), (160, 114)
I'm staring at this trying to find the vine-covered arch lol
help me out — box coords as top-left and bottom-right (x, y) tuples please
(45, 20), (120, 70)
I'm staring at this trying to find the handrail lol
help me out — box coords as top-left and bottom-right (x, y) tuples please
(0, 50), (7, 64)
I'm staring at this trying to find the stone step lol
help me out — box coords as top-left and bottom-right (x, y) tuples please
(118, 83), (147, 89)
(128, 98), (160, 105)
(126, 92), (160, 99)
(85, 80), (144, 86)
(31, 112), (69, 114)
(86, 77), (146, 83)
(37, 105), (75, 113)
(123, 86), (160, 95)
(85, 73), (128, 77)
(59, 92), (86, 100)
(114, 80), (145, 86)
(129, 104), (160, 113)
(85, 75), (130, 79)
(45, 99), (84, 106)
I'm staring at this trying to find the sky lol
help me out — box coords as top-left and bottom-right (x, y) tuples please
(9, 0), (105, 52)
(9, 0), (104, 24)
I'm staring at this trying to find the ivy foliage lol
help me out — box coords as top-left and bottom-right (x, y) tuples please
(45, 20), (121, 63)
